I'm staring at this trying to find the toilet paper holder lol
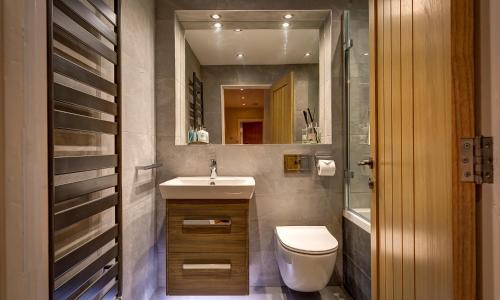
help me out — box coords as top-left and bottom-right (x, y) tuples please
(314, 153), (334, 165)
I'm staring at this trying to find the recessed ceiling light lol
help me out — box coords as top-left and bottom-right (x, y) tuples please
(213, 22), (222, 29)
(211, 14), (221, 20)
(234, 28), (243, 32)
(241, 96), (245, 99)
(305, 52), (312, 57)
(236, 53), (244, 58)
(363, 52), (369, 56)
(240, 88), (244, 91)
(284, 14), (293, 19)
(282, 22), (290, 28)
(242, 103), (246, 106)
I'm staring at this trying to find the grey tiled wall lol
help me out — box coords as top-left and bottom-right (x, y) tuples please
(343, 217), (371, 300)
(154, 0), (357, 288)
(121, 0), (157, 298)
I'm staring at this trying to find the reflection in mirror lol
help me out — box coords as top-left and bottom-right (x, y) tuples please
(174, 10), (333, 145)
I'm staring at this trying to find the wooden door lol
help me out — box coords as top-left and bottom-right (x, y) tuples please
(370, 0), (475, 299)
(270, 72), (294, 144)
(241, 122), (263, 144)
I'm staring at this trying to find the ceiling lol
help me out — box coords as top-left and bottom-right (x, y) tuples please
(176, 10), (331, 29)
(179, 10), (329, 65)
(185, 29), (320, 65)
(224, 89), (268, 108)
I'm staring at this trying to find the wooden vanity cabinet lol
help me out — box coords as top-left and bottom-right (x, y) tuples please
(166, 199), (249, 295)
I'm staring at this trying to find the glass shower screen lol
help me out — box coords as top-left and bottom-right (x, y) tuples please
(343, 10), (371, 221)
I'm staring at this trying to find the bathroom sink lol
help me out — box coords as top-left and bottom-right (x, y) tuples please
(159, 176), (255, 199)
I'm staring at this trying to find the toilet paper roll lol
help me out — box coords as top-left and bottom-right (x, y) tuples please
(317, 159), (336, 176)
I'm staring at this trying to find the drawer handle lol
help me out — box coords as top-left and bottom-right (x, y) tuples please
(182, 263), (231, 270)
(183, 219), (231, 226)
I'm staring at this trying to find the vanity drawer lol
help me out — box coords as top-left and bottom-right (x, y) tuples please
(167, 252), (249, 295)
(167, 200), (248, 253)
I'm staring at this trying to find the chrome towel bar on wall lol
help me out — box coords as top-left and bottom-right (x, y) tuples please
(136, 163), (163, 171)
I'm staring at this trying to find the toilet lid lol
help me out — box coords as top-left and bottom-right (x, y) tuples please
(276, 226), (338, 255)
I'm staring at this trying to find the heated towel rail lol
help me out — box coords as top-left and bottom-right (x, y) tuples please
(48, 0), (122, 299)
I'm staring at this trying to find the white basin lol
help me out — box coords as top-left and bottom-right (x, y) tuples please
(159, 176), (255, 199)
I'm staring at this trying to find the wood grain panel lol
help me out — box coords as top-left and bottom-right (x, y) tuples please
(413, 0), (454, 297)
(400, 0), (415, 297)
(167, 252), (248, 295)
(270, 72), (294, 144)
(166, 199), (249, 295)
(0, 1), (4, 296)
(372, 0), (475, 298)
(375, 0), (386, 298)
(390, 0), (403, 298)
(167, 201), (248, 253)
(450, 0), (476, 299)
(382, 0), (394, 298)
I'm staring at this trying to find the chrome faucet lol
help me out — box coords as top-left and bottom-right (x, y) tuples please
(209, 159), (217, 179)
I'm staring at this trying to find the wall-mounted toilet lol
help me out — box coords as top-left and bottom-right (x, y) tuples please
(274, 226), (338, 292)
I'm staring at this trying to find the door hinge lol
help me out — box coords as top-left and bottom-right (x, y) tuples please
(460, 136), (494, 184)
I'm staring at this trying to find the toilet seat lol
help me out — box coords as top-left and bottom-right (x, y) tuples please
(275, 226), (338, 255)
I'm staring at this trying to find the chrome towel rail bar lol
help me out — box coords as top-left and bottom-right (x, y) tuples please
(136, 163), (163, 171)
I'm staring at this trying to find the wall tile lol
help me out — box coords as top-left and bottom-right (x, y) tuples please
(121, 0), (157, 298)
(122, 132), (155, 172)
(343, 217), (371, 275)
(122, 197), (157, 300)
(342, 217), (371, 300)
(122, 61), (155, 135)
(122, 168), (156, 209)
(343, 255), (371, 300)
(349, 192), (371, 209)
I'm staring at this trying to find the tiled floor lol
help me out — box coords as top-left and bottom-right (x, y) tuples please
(151, 286), (352, 300)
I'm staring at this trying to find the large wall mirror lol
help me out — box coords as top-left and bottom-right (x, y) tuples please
(174, 10), (334, 145)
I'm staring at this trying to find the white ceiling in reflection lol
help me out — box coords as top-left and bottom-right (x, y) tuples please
(185, 29), (320, 65)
